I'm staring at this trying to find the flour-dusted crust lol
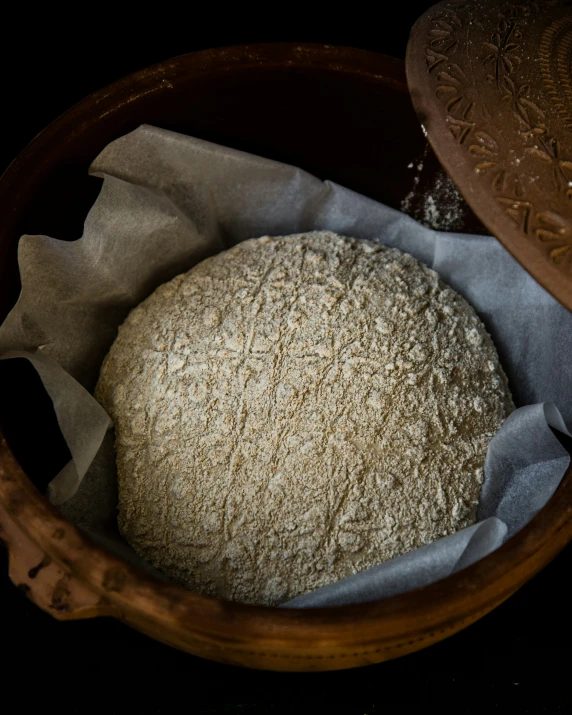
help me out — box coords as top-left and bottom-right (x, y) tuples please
(95, 232), (514, 605)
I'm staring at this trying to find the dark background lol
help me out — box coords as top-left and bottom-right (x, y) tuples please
(1, 5), (570, 713)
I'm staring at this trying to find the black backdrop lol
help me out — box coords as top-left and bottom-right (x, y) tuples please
(0, 5), (570, 713)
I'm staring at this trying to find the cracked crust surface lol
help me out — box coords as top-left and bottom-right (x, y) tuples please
(95, 232), (513, 605)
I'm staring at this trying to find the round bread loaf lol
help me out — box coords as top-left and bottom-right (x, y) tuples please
(95, 231), (513, 605)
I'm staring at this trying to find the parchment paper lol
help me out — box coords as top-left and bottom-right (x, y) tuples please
(0, 124), (570, 607)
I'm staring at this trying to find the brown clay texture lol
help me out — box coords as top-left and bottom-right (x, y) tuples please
(407, 0), (572, 311)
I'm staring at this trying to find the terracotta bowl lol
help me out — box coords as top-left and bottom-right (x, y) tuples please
(0, 43), (570, 672)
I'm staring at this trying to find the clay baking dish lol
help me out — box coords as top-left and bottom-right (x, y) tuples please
(0, 43), (570, 672)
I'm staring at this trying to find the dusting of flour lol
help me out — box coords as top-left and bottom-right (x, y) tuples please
(402, 157), (465, 232)
(96, 232), (513, 606)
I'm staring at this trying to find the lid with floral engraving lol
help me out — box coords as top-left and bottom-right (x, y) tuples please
(407, 0), (572, 311)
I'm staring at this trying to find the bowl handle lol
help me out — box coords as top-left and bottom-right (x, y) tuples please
(0, 500), (118, 621)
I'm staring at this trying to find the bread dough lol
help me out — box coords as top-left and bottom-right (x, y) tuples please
(95, 231), (513, 605)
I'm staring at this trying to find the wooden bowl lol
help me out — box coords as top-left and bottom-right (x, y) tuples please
(0, 43), (570, 671)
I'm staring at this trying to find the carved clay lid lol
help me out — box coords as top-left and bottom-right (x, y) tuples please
(406, 0), (572, 311)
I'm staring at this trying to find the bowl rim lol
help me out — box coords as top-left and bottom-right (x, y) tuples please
(0, 42), (570, 669)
